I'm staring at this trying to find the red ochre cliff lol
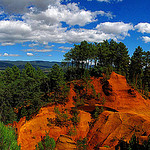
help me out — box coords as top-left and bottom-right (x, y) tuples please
(13, 72), (150, 150)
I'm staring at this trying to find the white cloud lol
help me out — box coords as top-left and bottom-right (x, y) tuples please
(3, 53), (20, 56)
(61, 50), (66, 53)
(27, 53), (34, 56)
(24, 3), (114, 27)
(135, 23), (150, 33)
(59, 46), (73, 50)
(97, 0), (123, 2)
(142, 36), (150, 43)
(96, 22), (133, 37)
(0, 11), (4, 15)
(0, 20), (32, 44)
(45, 45), (55, 48)
(65, 28), (116, 43)
(28, 43), (39, 47)
(0, 0), (59, 14)
(1, 42), (15, 46)
(0, 1), (131, 45)
(24, 49), (53, 52)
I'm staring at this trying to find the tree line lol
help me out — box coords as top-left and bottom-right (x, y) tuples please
(63, 40), (150, 96)
(0, 63), (68, 124)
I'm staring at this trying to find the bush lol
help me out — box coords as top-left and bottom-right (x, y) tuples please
(35, 134), (55, 150)
(0, 121), (20, 150)
(68, 126), (77, 136)
(77, 138), (87, 150)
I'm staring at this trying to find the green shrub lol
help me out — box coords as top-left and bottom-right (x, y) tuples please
(35, 134), (55, 150)
(68, 126), (77, 136)
(77, 138), (87, 150)
(0, 121), (20, 150)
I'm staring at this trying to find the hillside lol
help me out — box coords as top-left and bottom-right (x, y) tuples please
(0, 61), (62, 70)
(12, 72), (150, 150)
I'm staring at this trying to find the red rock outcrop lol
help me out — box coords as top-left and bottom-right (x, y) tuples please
(87, 72), (150, 149)
(16, 105), (91, 150)
(55, 135), (77, 150)
(14, 72), (150, 150)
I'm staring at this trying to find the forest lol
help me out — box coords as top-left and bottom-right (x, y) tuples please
(0, 39), (150, 150)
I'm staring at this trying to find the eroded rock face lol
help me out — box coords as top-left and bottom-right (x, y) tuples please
(102, 80), (113, 96)
(16, 106), (91, 150)
(87, 111), (150, 150)
(56, 135), (77, 150)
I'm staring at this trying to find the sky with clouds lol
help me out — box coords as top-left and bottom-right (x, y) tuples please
(0, 0), (150, 61)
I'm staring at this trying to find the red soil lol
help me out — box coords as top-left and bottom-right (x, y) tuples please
(13, 72), (150, 150)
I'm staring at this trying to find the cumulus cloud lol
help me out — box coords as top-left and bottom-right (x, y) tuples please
(0, 20), (32, 45)
(96, 22), (133, 37)
(24, 3), (114, 27)
(3, 53), (20, 56)
(0, 0), (131, 45)
(27, 53), (34, 56)
(0, 0), (59, 14)
(64, 29), (114, 43)
(135, 23), (150, 33)
(142, 36), (150, 43)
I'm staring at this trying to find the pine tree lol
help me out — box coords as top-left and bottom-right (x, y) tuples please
(129, 46), (144, 88)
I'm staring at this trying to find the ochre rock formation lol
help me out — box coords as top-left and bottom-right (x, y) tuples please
(87, 111), (150, 149)
(55, 135), (77, 150)
(87, 72), (150, 149)
(14, 72), (150, 150)
(16, 106), (91, 150)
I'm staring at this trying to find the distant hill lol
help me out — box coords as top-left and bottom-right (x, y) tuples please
(0, 61), (62, 70)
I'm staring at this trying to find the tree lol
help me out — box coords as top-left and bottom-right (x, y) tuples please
(25, 63), (36, 78)
(142, 51), (150, 93)
(48, 64), (65, 91)
(114, 42), (129, 76)
(129, 46), (144, 88)
(3, 67), (14, 83)
(12, 65), (20, 80)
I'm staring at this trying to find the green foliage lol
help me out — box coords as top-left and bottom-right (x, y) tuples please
(102, 97), (106, 105)
(35, 134), (55, 150)
(64, 39), (130, 79)
(89, 65), (103, 77)
(82, 69), (90, 81)
(54, 107), (60, 115)
(70, 108), (80, 125)
(0, 62), (71, 123)
(104, 145), (110, 148)
(47, 64), (69, 104)
(48, 64), (65, 90)
(0, 122), (20, 150)
(48, 107), (80, 127)
(50, 107), (70, 127)
(93, 106), (103, 119)
(68, 126), (77, 136)
(64, 40), (149, 97)
(77, 138), (87, 150)
(116, 134), (150, 150)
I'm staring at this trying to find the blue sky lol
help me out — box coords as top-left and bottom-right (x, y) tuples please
(0, 0), (150, 61)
